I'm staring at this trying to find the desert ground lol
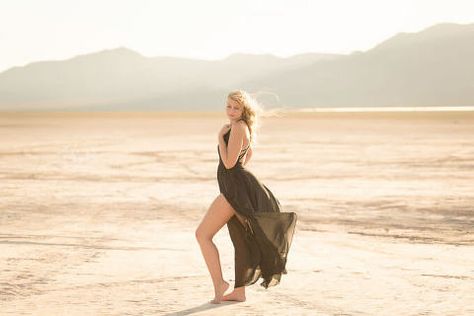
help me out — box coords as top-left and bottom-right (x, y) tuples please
(0, 110), (473, 315)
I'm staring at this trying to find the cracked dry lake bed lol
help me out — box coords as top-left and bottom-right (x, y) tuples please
(1, 111), (473, 315)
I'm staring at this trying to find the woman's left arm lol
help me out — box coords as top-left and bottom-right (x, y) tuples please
(218, 122), (245, 169)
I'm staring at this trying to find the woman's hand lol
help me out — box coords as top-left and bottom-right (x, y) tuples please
(218, 123), (231, 139)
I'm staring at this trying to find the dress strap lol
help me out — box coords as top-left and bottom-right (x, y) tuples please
(239, 143), (250, 156)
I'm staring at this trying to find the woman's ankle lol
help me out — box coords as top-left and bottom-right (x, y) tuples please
(234, 286), (245, 293)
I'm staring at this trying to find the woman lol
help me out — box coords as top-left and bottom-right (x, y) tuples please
(195, 90), (297, 304)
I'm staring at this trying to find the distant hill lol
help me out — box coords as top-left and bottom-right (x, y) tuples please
(243, 22), (474, 107)
(0, 22), (473, 111)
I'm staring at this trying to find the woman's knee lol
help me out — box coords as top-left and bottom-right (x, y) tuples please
(195, 194), (234, 242)
(195, 226), (209, 242)
(194, 227), (205, 241)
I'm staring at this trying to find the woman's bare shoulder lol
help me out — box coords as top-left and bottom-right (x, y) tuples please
(230, 120), (246, 135)
(235, 120), (250, 135)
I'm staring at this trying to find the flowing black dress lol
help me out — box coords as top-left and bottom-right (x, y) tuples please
(217, 128), (297, 289)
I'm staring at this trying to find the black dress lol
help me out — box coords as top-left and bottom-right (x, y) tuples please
(217, 127), (297, 289)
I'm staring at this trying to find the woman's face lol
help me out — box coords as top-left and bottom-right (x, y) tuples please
(226, 98), (243, 122)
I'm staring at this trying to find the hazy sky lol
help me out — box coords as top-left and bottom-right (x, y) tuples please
(1, 0), (473, 72)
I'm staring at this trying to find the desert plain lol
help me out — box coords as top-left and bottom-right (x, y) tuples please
(0, 110), (473, 315)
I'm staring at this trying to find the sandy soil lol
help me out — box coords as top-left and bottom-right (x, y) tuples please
(1, 111), (473, 315)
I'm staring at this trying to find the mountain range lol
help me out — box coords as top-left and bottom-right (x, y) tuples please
(0, 22), (473, 111)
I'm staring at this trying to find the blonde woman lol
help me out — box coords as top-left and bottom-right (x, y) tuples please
(195, 90), (297, 304)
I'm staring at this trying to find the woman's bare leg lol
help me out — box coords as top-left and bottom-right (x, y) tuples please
(195, 194), (236, 303)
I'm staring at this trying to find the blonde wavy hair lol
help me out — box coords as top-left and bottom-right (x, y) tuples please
(227, 90), (263, 145)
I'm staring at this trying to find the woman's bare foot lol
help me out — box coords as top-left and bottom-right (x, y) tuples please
(222, 287), (246, 302)
(209, 280), (230, 304)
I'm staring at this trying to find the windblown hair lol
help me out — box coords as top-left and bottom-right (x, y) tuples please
(227, 90), (263, 146)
